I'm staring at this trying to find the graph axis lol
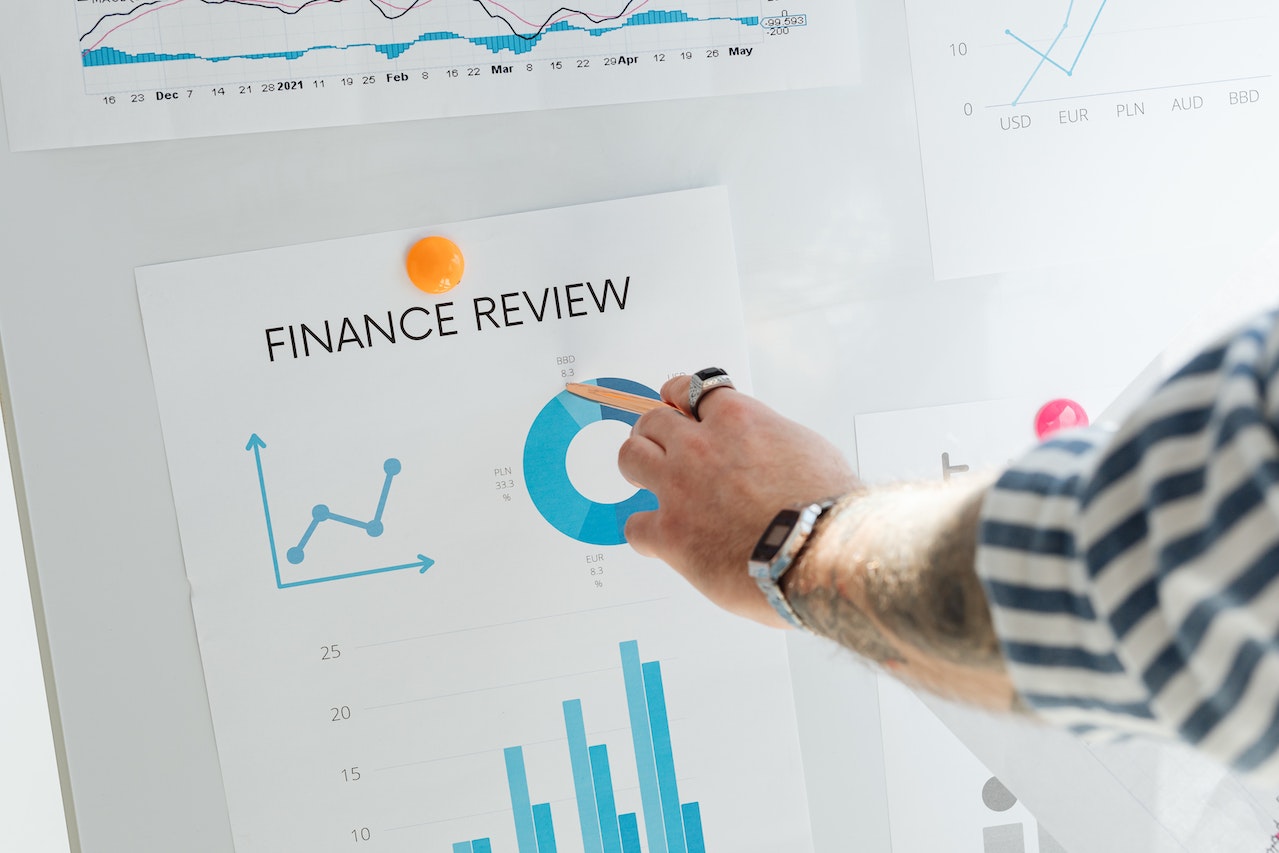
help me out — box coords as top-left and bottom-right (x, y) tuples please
(245, 433), (433, 589)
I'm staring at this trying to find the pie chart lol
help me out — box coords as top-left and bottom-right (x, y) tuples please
(523, 377), (659, 546)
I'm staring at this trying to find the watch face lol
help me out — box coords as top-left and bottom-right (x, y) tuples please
(752, 509), (800, 563)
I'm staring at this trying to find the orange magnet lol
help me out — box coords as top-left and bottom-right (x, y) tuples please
(406, 236), (465, 294)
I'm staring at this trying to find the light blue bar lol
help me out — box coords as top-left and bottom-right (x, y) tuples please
(589, 744), (623, 853)
(504, 746), (538, 853)
(454, 843), (473, 853)
(620, 641), (666, 853)
(619, 813), (642, 853)
(681, 803), (706, 853)
(563, 700), (605, 853)
(473, 841), (493, 853)
(533, 803), (559, 853)
(643, 661), (687, 853)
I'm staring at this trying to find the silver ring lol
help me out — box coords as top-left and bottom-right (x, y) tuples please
(689, 367), (735, 421)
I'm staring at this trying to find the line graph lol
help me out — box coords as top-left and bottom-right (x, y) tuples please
(80, 0), (654, 43)
(78, 0), (761, 67)
(286, 457), (400, 564)
(1005, 0), (1109, 106)
(246, 434), (433, 589)
(902, 0), (1279, 280)
(0, 0), (853, 148)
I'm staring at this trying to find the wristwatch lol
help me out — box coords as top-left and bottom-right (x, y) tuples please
(749, 500), (836, 630)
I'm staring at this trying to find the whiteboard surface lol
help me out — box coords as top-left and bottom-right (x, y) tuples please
(1, 1), (1277, 851)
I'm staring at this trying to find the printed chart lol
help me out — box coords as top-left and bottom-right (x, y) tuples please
(903, 0), (1279, 280)
(0, 1), (857, 149)
(135, 189), (814, 852)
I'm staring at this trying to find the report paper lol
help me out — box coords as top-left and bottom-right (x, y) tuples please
(1, 1), (858, 150)
(136, 188), (813, 852)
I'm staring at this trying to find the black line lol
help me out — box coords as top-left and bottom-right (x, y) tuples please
(81, 0), (644, 45)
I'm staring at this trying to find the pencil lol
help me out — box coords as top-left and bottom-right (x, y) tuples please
(565, 382), (674, 415)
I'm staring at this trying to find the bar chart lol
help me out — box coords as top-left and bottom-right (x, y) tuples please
(452, 641), (706, 853)
(134, 193), (813, 852)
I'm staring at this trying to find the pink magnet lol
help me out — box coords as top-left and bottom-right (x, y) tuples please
(1035, 398), (1089, 440)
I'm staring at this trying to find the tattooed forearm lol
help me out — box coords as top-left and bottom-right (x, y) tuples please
(859, 484), (1004, 670)
(785, 566), (904, 665)
(782, 480), (1012, 705)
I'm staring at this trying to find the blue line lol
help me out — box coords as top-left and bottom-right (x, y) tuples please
(372, 466), (396, 524)
(324, 511), (369, 529)
(83, 11), (762, 66)
(563, 700), (604, 853)
(275, 555), (433, 588)
(589, 745), (623, 853)
(643, 661), (687, 853)
(249, 438), (429, 587)
(620, 642), (666, 853)
(1006, 0), (1110, 105)
(1005, 31), (1072, 74)
(295, 515), (323, 551)
(287, 458), (398, 562)
(533, 803), (559, 853)
(1009, 0), (1074, 106)
(504, 747), (538, 853)
(1069, 0), (1110, 74)
(246, 435), (283, 589)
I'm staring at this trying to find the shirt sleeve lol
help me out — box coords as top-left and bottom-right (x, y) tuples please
(976, 308), (1279, 784)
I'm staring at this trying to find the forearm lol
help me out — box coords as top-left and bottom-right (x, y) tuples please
(783, 478), (1018, 711)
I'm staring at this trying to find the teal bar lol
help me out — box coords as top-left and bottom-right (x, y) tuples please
(453, 843), (473, 853)
(589, 744), (623, 853)
(681, 803), (706, 853)
(563, 700), (605, 853)
(643, 661), (687, 853)
(620, 641), (667, 853)
(504, 747), (538, 853)
(619, 813), (643, 853)
(472, 841), (492, 853)
(533, 802), (559, 853)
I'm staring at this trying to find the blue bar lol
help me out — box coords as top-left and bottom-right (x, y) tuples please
(643, 660), (687, 853)
(619, 813), (643, 853)
(681, 803), (706, 853)
(620, 642), (667, 853)
(533, 802), (559, 853)
(589, 744), (623, 853)
(504, 747), (539, 853)
(453, 843), (473, 853)
(563, 700), (605, 853)
(472, 841), (492, 853)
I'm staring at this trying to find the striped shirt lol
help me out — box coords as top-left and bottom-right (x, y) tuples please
(977, 309), (1279, 784)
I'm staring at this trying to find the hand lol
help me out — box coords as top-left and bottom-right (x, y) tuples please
(618, 374), (859, 628)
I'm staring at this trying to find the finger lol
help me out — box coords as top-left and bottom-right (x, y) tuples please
(623, 509), (661, 558)
(660, 374), (695, 417)
(617, 431), (663, 490)
(631, 403), (695, 451)
(690, 383), (737, 422)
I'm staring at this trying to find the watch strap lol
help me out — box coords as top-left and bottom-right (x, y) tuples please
(750, 500), (836, 630)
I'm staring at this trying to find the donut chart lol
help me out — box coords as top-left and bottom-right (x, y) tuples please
(523, 378), (659, 546)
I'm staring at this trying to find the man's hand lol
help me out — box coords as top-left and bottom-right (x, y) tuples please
(618, 374), (859, 628)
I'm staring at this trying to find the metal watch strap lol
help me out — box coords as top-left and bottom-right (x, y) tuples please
(749, 500), (836, 630)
